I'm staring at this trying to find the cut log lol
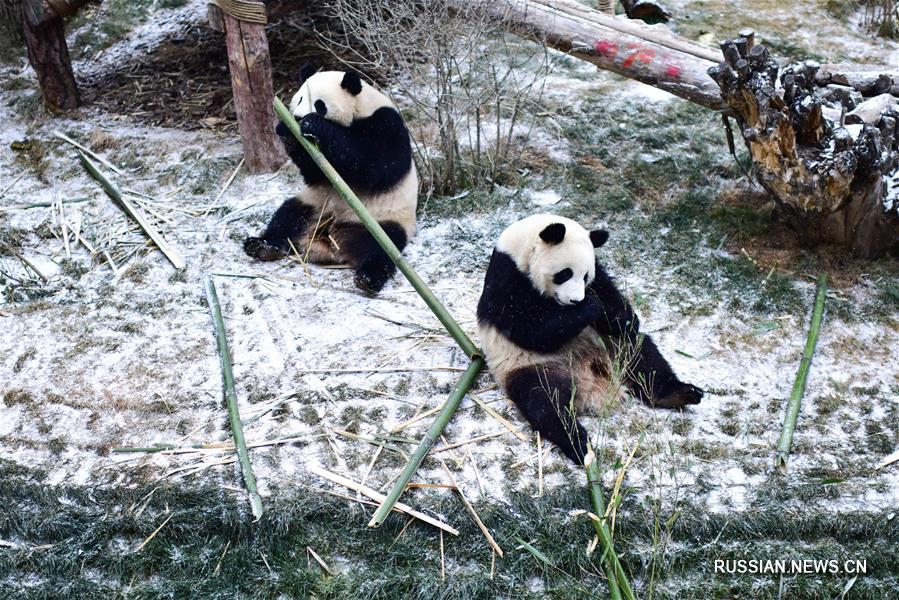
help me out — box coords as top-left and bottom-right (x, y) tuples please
(815, 63), (897, 97)
(710, 35), (899, 258)
(20, 0), (80, 111)
(221, 11), (286, 172)
(466, 0), (726, 110)
(845, 93), (897, 125)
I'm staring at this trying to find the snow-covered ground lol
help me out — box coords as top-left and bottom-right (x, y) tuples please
(1, 0), (897, 569)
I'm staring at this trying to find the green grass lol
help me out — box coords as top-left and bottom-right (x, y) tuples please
(1, 460), (897, 599)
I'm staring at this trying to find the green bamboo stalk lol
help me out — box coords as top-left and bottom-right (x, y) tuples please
(272, 97), (479, 360)
(368, 356), (485, 528)
(775, 274), (828, 473)
(586, 451), (635, 600)
(205, 276), (264, 520)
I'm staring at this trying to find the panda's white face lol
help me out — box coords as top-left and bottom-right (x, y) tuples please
(496, 214), (608, 307)
(529, 231), (595, 306)
(289, 70), (394, 128)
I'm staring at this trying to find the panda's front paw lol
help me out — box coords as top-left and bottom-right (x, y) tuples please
(300, 113), (326, 140)
(243, 237), (288, 262)
(653, 382), (703, 409)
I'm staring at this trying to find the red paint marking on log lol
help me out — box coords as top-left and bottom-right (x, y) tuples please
(666, 64), (683, 78)
(594, 40), (618, 58)
(622, 47), (656, 68)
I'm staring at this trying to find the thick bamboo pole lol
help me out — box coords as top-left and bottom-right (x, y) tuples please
(369, 357), (485, 528)
(775, 274), (828, 472)
(273, 97), (485, 528)
(205, 276), (264, 520)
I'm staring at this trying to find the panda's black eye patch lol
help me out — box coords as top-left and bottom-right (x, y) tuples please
(553, 268), (573, 285)
(314, 99), (327, 116)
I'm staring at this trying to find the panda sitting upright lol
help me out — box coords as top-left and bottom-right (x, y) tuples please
(477, 214), (703, 464)
(244, 65), (417, 295)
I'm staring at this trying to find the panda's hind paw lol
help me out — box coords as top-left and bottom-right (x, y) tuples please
(243, 237), (288, 262)
(653, 382), (703, 409)
(353, 261), (395, 296)
(354, 269), (388, 296)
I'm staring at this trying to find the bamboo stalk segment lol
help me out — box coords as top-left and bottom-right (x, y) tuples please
(205, 276), (264, 520)
(775, 274), (828, 472)
(585, 450), (635, 600)
(368, 357), (485, 528)
(273, 96), (487, 531)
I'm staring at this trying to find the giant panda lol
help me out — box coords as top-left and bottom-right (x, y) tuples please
(476, 214), (703, 464)
(244, 65), (418, 295)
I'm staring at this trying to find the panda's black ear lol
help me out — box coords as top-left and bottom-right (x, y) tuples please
(539, 223), (566, 245)
(299, 63), (317, 86)
(341, 72), (363, 96)
(590, 229), (609, 248)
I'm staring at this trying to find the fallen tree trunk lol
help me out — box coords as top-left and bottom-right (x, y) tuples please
(470, 0), (899, 257)
(470, 0), (727, 110)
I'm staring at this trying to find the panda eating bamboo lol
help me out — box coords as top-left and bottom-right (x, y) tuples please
(244, 65), (418, 295)
(477, 214), (703, 464)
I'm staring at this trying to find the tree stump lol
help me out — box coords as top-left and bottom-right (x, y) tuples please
(20, 0), (80, 111)
(220, 10), (286, 173)
(709, 33), (899, 258)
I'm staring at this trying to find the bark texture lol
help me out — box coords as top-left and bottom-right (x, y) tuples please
(709, 32), (899, 258)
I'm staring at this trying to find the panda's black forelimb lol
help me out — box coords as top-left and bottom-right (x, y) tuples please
(477, 251), (603, 354)
(333, 221), (407, 295)
(243, 197), (314, 262)
(505, 366), (589, 464)
(275, 122), (327, 187)
(298, 108), (413, 195)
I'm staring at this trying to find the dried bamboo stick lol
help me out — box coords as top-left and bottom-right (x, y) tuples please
(54, 130), (125, 175)
(205, 276), (263, 520)
(308, 465), (459, 536)
(440, 461), (503, 557)
(775, 274), (828, 472)
(0, 197), (90, 212)
(77, 150), (185, 270)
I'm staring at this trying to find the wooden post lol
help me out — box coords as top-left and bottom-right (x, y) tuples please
(221, 11), (286, 173)
(20, 0), (80, 111)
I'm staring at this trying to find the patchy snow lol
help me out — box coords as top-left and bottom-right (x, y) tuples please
(527, 188), (563, 207)
(1, 0), (897, 537)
